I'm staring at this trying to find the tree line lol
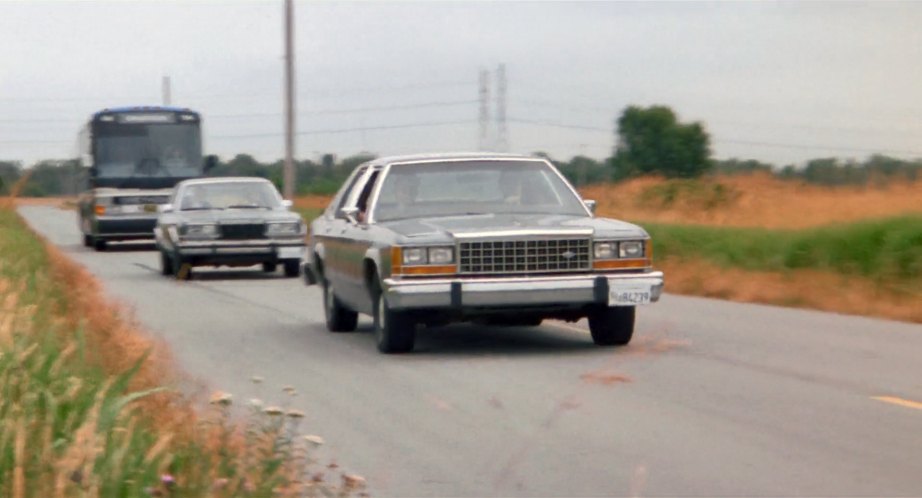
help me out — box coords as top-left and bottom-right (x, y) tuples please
(2, 105), (920, 196)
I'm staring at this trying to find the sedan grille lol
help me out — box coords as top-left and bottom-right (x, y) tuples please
(459, 238), (591, 275)
(220, 223), (266, 240)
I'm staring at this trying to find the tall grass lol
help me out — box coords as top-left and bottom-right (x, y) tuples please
(646, 215), (922, 283)
(0, 206), (365, 497)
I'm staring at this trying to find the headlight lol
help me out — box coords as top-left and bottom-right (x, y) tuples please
(593, 241), (616, 259)
(401, 246), (454, 265)
(619, 241), (644, 259)
(402, 247), (427, 265)
(428, 247), (454, 264)
(182, 223), (217, 238)
(266, 221), (302, 236)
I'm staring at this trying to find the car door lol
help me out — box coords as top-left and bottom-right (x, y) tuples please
(332, 168), (382, 313)
(319, 167), (377, 311)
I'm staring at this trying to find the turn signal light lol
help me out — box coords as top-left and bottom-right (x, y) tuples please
(94, 205), (106, 215)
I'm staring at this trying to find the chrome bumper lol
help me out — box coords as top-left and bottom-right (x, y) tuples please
(177, 239), (305, 258)
(383, 271), (664, 310)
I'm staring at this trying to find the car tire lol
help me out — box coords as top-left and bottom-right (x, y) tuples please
(588, 306), (635, 346)
(283, 260), (300, 278)
(373, 278), (415, 353)
(93, 238), (107, 251)
(159, 249), (172, 276)
(262, 262), (278, 273)
(172, 253), (191, 281)
(322, 278), (357, 332)
(82, 233), (93, 248)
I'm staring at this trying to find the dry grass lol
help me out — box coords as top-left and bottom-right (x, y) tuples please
(659, 257), (922, 323)
(581, 172), (922, 229)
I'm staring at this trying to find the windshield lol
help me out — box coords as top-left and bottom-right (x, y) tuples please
(373, 160), (588, 222)
(94, 122), (202, 179)
(178, 182), (281, 211)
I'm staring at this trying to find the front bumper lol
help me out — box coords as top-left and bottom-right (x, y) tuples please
(383, 271), (664, 310)
(94, 215), (158, 240)
(176, 239), (305, 262)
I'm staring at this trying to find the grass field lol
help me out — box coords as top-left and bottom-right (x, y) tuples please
(0, 201), (363, 497)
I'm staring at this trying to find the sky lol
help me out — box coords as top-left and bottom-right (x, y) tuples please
(2, 1), (922, 167)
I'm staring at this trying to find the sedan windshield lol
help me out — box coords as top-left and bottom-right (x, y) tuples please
(373, 160), (588, 221)
(179, 182), (281, 211)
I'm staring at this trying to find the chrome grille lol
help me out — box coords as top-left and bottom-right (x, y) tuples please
(220, 223), (266, 240)
(459, 238), (591, 275)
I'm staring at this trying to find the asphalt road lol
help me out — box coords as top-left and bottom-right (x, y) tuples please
(19, 205), (922, 497)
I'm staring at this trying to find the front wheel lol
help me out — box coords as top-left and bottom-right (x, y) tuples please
(159, 249), (172, 276)
(323, 278), (357, 332)
(93, 238), (107, 252)
(82, 233), (93, 248)
(262, 262), (278, 273)
(172, 253), (192, 281)
(373, 279), (416, 353)
(588, 306), (635, 346)
(283, 260), (300, 278)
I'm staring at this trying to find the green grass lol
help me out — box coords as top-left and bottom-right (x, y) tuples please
(0, 206), (363, 497)
(644, 214), (922, 283)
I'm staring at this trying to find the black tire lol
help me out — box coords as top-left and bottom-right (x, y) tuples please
(262, 262), (278, 273)
(373, 278), (415, 353)
(83, 233), (93, 248)
(283, 260), (300, 278)
(322, 278), (357, 332)
(159, 249), (172, 276)
(172, 253), (192, 281)
(93, 238), (107, 251)
(588, 306), (635, 346)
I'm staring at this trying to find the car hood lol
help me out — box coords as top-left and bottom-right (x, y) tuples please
(173, 209), (300, 224)
(380, 213), (648, 243)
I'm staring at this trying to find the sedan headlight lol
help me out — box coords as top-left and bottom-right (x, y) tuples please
(401, 246), (455, 265)
(594, 240), (645, 259)
(266, 221), (302, 236)
(181, 223), (218, 238)
(619, 241), (644, 259)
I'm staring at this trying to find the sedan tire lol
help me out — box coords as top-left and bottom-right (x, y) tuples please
(588, 306), (635, 346)
(159, 249), (172, 276)
(323, 278), (357, 332)
(262, 262), (278, 273)
(172, 254), (192, 281)
(283, 260), (300, 278)
(373, 278), (415, 354)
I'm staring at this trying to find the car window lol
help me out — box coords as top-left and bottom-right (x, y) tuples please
(179, 182), (281, 210)
(373, 160), (587, 221)
(331, 167), (367, 219)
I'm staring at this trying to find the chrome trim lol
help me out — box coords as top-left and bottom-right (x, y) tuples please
(178, 239), (304, 248)
(382, 271), (664, 310)
(453, 228), (593, 239)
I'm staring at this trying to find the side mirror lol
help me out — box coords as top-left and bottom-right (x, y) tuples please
(158, 204), (173, 213)
(281, 199), (293, 208)
(340, 206), (359, 224)
(203, 155), (218, 172)
(584, 199), (597, 214)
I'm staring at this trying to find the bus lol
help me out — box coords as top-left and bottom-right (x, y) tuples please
(77, 106), (216, 250)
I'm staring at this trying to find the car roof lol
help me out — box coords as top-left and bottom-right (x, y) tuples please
(177, 177), (273, 187)
(365, 152), (548, 168)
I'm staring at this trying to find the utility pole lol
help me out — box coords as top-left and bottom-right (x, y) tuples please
(495, 63), (508, 153)
(283, 0), (296, 199)
(161, 76), (171, 106)
(478, 69), (491, 151)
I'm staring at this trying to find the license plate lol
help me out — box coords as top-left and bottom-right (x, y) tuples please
(608, 282), (652, 306)
(120, 204), (140, 214)
(143, 204), (158, 213)
(277, 247), (304, 259)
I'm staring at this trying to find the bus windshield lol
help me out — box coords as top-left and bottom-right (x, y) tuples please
(94, 122), (202, 180)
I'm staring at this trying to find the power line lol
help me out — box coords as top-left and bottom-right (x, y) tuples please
(211, 99), (478, 119)
(210, 119), (477, 140)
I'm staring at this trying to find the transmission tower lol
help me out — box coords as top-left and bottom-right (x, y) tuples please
(495, 63), (508, 152)
(478, 69), (491, 151)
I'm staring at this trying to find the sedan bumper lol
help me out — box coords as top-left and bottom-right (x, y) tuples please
(94, 215), (158, 240)
(176, 239), (305, 262)
(382, 271), (664, 310)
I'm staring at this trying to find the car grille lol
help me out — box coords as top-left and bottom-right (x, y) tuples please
(116, 195), (169, 205)
(219, 223), (266, 240)
(459, 238), (591, 275)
